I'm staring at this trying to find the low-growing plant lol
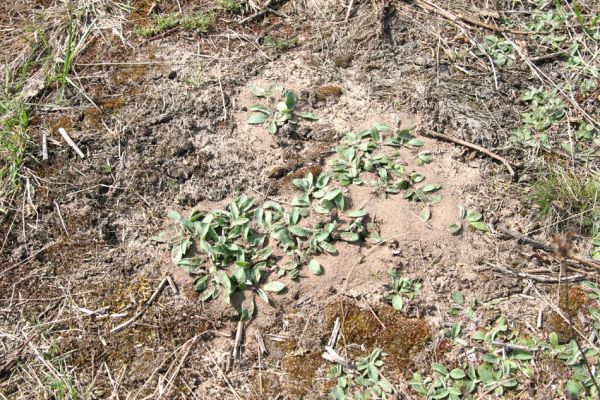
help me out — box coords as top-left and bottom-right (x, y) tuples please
(478, 35), (515, 67)
(247, 87), (318, 134)
(219, 0), (240, 12)
(512, 87), (565, 150)
(136, 11), (215, 37)
(385, 268), (421, 311)
(448, 206), (489, 234)
(262, 35), (298, 50)
(160, 170), (379, 303)
(329, 348), (394, 400)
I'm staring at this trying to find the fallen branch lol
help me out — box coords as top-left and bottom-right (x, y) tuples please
(498, 227), (600, 271)
(421, 129), (515, 178)
(414, 0), (533, 35)
(110, 276), (171, 333)
(488, 262), (584, 284)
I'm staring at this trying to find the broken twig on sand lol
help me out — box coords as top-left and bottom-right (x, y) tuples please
(422, 129), (515, 178)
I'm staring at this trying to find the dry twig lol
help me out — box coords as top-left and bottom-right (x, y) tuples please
(421, 129), (515, 178)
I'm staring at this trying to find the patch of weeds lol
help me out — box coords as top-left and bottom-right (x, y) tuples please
(410, 318), (538, 399)
(262, 35), (298, 51)
(448, 206), (489, 234)
(42, 343), (80, 399)
(160, 171), (378, 304)
(328, 348), (394, 400)
(448, 290), (476, 319)
(527, 3), (566, 48)
(0, 95), (29, 201)
(477, 35), (515, 67)
(511, 87), (564, 150)
(529, 167), (600, 258)
(247, 86), (318, 134)
(330, 123), (443, 204)
(135, 11), (215, 37)
(219, 0), (240, 12)
(384, 268), (421, 312)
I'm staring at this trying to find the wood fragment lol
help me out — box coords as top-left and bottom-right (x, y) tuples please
(40, 133), (48, 161)
(233, 320), (244, 360)
(498, 227), (600, 271)
(489, 341), (532, 352)
(489, 263), (584, 283)
(58, 127), (85, 159)
(414, 0), (533, 35)
(345, 0), (354, 21)
(537, 308), (544, 329)
(422, 129), (515, 178)
(322, 346), (354, 370)
(110, 276), (170, 333)
(239, 0), (274, 24)
(327, 318), (341, 348)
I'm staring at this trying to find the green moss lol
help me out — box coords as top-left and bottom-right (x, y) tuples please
(326, 301), (431, 373)
(219, 0), (241, 12)
(135, 11), (215, 37)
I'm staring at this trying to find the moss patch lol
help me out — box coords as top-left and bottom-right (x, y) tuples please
(546, 286), (590, 343)
(327, 301), (431, 373)
(315, 85), (343, 100)
(281, 351), (325, 398)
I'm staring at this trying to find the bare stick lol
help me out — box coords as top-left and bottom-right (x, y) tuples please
(421, 129), (515, 178)
(110, 276), (170, 333)
(256, 332), (268, 355)
(40, 133), (48, 161)
(233, 320), (244, 360)
(239, 0), (273, 24)
(327, 317), (341, 348)
(54, 201), (69, 235)
(414, 0), (533, 35)
(58, 127), (85, 159)
(498, 227), (600, 271)
(345, 0), (354, 21)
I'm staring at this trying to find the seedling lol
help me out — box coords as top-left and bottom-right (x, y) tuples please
(385, 268), (421, 311)
(247, 87), (318, 134)
(478, 35), (515, 67)
(329, 348), (394, 400)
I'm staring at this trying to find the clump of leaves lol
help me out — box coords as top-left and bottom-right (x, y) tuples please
(512, 87), (565, 150)
(384, 268), (421, 312)
(410, 317), (537, 399)
(448, 206), (488, 234)
(477, 35), (515, 66)
(331, 123), (443, 204)
(329, 348), (394, 400)
(161, 171), (377, 303)
(247, 86), (318, 134)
